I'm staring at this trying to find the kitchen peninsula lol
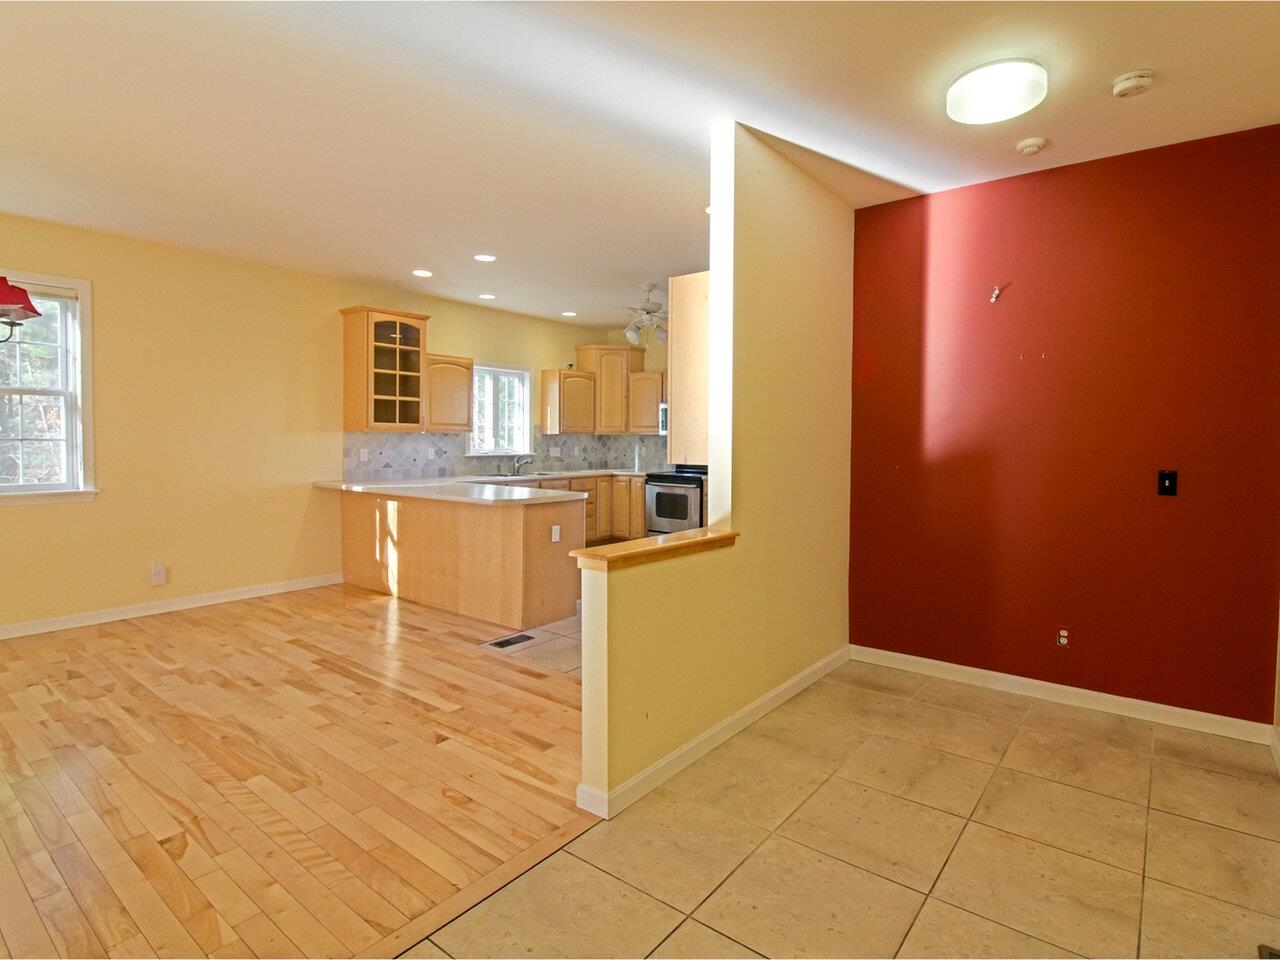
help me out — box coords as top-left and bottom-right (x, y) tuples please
(317, 479), (586, 631)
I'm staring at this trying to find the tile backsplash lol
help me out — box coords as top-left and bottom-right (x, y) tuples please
(343, 431), (672, 482)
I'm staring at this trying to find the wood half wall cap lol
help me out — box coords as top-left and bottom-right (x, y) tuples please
(571, 527), (740, 572)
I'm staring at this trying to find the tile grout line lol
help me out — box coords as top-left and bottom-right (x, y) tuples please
(1137, 731), (1155, 959)
(897, 705), (1092, 959)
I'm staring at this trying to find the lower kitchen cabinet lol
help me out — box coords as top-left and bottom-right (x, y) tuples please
(571, 478), (605, 544)
(629, 476), (645, 537)
(491, 472), (646, 543)
(609, 475), (649, 539)
(596, 476), (612, 541)
(612, 477), (630, 539)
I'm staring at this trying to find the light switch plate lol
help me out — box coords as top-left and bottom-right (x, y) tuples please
(551, 525), (561, 543)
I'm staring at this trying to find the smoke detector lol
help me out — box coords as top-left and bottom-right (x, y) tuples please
(1112, 70), (1155, 98)
(1016, 137), (1048, 155)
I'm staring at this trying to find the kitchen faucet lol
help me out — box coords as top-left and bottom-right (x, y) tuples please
(513, 455), (535, 475)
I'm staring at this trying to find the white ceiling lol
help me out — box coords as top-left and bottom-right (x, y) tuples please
(3, 2), (1277, 327)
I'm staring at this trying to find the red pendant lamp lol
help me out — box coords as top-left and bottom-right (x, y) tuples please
(0, 276), (41, 343)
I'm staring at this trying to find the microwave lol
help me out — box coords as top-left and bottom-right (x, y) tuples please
(658, 402), (669, 436)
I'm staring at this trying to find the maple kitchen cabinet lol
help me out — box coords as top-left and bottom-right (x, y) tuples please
(423, 354), (473, 432)
(612, 476), (631, 538)
(666, 272), (709, 464)
(629, 476), (645, 536)
(629, 371), (666, 434)
(575, 345), (645, 434)
(609, 475), (648, 539)
(571, 477), (613, 544)
(596, 474), (612, 541)
(542, 369), (596, 434)
(342, 305), (429, 431)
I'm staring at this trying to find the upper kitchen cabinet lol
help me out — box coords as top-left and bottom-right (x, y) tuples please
(342, 306), (429, 432)
(667, 272), (709, 464)
(629, 371), (666, 434)
(424, 354), (473, 432)
(575, 345), (645, 434)
(542, 368), (596, 434)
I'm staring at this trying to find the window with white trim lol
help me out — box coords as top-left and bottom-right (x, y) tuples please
(0, 272), (93, 496)
(468, 364), (531, 456)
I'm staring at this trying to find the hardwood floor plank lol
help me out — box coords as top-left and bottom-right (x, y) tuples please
(192, 869), (261, 927)
(46, 842), (141, 949)
(309, 826), (433, 919)
(106, 933), (157, 959)
(0, 829), (60, 958)
(99, 860), (203, 960)
(232, 911), (300, 958)
(33, 889), (107, 958)
(0, 586), (583, 960)
(120, 833), (236, 953)
(214, 848), (348, 959)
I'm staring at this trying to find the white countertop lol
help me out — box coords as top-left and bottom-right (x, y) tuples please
(315, 480), (590, 505)
(317, 468), (651, 504)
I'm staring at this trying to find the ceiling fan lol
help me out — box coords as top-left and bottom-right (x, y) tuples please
(622, 282), (668, 345)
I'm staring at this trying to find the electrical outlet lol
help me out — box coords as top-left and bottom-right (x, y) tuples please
(149, 560), (167, 587)
(1056, 625), (1070, 647)
(427, 449), (435, 460)
(550, 525), (561, 543)
(359, 448), (368, 462)
(573, 446), (582, 458)
(550, 446), (561, 458)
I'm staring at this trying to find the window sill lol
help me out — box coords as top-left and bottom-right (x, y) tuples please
(0, 488), (99, 506)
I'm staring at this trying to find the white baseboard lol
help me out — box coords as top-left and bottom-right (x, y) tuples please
(0, 574), (345, 641)
(851, 644), (1272, 745)
(576, 644), (851, 819)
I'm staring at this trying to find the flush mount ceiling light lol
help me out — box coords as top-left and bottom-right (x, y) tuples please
(411, 268), (433, 278)
(561, 311), (577, 317)
(473, 254), (498, 262)
(478, 293), (496, 300)
(947, 59), (1048, 125)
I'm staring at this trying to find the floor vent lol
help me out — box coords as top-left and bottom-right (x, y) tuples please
(490, 633), (537, 649)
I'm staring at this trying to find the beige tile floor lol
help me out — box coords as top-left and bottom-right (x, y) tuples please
(491, 616), (582, 676)
(404, 659), (1280, 959)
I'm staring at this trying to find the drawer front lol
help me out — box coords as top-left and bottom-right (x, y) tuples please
(541, 479), (571, 490)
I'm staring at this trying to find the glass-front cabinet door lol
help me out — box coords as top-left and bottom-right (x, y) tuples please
(341, 306), (429, 432)
(370, 316), (425, 429)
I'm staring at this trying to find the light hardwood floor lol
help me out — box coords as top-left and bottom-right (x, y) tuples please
(0, 585), (594, 959)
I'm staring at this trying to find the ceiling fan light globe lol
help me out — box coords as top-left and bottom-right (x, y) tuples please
(624, 325), (641, 345)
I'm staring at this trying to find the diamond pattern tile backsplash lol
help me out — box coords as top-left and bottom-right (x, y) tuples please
(343, 430), (673, 482)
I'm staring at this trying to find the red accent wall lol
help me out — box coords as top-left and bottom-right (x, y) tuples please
(850, 125), (1280, 723)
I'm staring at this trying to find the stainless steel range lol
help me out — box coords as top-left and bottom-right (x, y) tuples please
(644, 465), (708, 535)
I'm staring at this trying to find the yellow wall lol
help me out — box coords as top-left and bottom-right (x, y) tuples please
(0, 212), (594, 626)
(603, 327), (668, 372)
(581, 124), (854, 796)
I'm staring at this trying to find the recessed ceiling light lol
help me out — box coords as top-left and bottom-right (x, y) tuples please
(946, 59), (1048, 125)
(561, 311), (577, 317)
(478, 293), (496, 300)
(411, 268), (433, 278)
(473, 254), (498, 262)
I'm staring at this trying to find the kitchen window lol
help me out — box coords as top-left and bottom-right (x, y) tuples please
(469, 364), (530, 456)
(0, 271), (94, 502)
